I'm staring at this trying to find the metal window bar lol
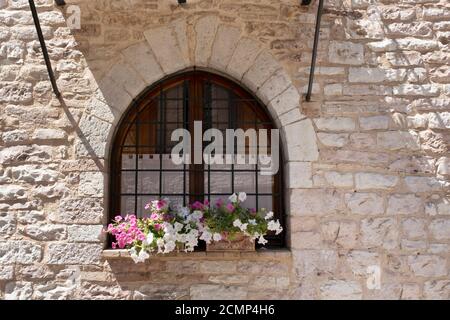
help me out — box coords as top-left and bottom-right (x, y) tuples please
(204, 79), (213, 204)
(158, 85), (164, 199)
(183, 80), (189, 206)
(254, 100), (259, 211)
(305, 0), (325, 102)
(134, 111), (139, 216)
(29, 0), (60, 97)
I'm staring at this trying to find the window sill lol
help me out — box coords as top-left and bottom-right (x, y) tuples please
(102, 248), (291, 260)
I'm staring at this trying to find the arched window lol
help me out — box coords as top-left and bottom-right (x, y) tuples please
(110, 71), (285, 247)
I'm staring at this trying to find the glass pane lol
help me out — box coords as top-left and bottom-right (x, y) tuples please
(211, 83), (229, 100)
(137, 171), (159, 194)
(121, 171), (135, 194)
(166, 196), (185, 208)
(258, 174), (273, 193)
(241, 195), (256, 210)
(138, 154), (160, 169)
(137, 123), (158, 150)
(234, 161), (256, 170)
(207, 161), (231, 171)
(121, 152), (135, 169)
(206, 172), (232, 195)
(234, 172), (256, 194)
(259, 196), (273, 212)
(162, 172), (185, 194)
(137, 196), (156, 218)
(120, 196), (136, 216)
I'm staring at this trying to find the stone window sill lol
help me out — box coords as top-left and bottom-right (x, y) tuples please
(102, 248), (291, 260)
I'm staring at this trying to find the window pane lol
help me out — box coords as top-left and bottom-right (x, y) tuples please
(258, 174), (273, 193)
(206, 172), (232, 195)
(138, 154), (160, 169)
(137, 196), (156, 218)
(137, 171), (159, 194)
(234, 172), (256, 194)
(121, 171), (135, 194)
(259, 196), (273, 211)
(162, 172), (185, 194)
(241, 195), (256, 210)
(121, 152), (135, 170)
(120, 196), (136, 216)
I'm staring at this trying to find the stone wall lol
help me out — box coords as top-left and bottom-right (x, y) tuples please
(0, 0), (449, 299)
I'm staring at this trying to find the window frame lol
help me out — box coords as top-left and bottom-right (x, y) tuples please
(109, 70), (286, 248)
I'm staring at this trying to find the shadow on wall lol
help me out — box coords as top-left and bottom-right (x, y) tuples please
(57, 96), (105, 172)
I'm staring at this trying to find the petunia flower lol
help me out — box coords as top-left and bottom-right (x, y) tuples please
(265, 211), (274, 220)
(239, 223), (248, 232)
(258, 235), (268, 245)
(144, 233), (154, 245)
(233, 219), (242, 228)
(215, 198), (224, 208)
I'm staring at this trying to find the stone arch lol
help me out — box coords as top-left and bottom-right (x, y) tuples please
(83, 17), (319, 240)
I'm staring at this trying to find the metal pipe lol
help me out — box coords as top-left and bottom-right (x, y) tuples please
(28, 0), (60, 97)
(305, 0), (324, 102)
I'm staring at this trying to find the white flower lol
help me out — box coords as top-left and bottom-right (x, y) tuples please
(238, 192), (247, 202)
(258, 235), (268, 245)
(213, 233), (222, 242)
(163, 232), (176, 242)
(137, 249), (149, 263)
(250, 233), (260, 241)
(189, 229), (199, 238)
(200, 230), (212, 243)
(265, 211), (274, 220)
(239, 223), (248, 232)
(176, 233), (186, 243)
(174, 222), (184, 232)
(179, 207), (190, 218)
(233, 219), (242, 228)
(189, 210), (203, 223)
(267, 220), (280, 231)
(163, 222), (174, 234)
(144, 232), (154, 245)
(130, 247), (139, 263)
(249, 219), (257, 225)
(268, 220), (283, 235)
(229, 193), (238, 203)
(156, 238), (164, 253)
(164, 241), (176, 253)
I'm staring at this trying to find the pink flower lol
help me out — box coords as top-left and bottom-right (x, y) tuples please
(226, 203), (235, 213)
(112, 242), (117, 249)
(155, 199), (167, 210)
(203, 199), (210, 207)
(215, 198), (223, 208)
(154, 224), (162, 231)
(150, 213), (159, 220)
(144, 203), (151, 210)
(114, 216), (123, 222)
(191, 201), (204, 210)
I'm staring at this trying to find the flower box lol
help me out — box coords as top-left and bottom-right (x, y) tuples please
(106, 193), (282, 263)
(206, 233), (255, 252)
